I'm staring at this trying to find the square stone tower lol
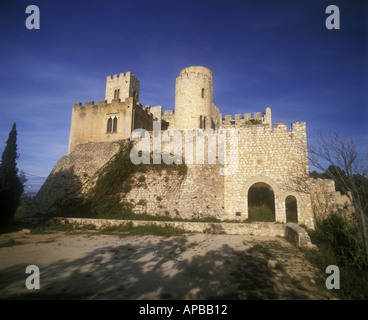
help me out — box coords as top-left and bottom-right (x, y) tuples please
(105, 72), (140, 103)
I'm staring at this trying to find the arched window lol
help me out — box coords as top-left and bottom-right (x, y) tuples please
(113, 117), (118, 132)
(201, 88), (205, 99)
(107, 117), (112, 132)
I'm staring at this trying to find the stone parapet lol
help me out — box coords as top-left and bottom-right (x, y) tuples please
(51, 217), (287, 237)
(284, 223), (317, 250)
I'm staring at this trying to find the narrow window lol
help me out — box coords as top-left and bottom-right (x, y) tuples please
(117, 89), (120, 99)
(203, 116), (206, 129)
(113, 117), (118, 132)
(201, 88), (204, 99)
(107, 117), (112, 132)
(199, 116), (203, 128)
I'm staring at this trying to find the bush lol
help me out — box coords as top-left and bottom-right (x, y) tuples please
(319, 213), (367, 270)
(307, 212), (368, 299)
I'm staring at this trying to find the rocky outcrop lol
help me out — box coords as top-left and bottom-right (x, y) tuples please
(28, 141), (121, 216)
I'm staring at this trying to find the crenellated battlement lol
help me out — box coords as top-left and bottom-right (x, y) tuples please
(273, 122), (306, 132)
(72, 97), (135, 110)
(106, 71), (139, 82)
(221, 107), (272, 128)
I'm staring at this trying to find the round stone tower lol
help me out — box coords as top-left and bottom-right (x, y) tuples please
(174, 66), (213, 130)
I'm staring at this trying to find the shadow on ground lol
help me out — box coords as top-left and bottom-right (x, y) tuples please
(0, 234), (331, 300)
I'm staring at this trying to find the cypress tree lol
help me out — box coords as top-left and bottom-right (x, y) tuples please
(0, 123), (24, 222)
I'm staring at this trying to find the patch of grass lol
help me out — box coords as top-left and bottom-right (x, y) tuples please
(0, 238), (25, 248)
(248, 204), (275, 222)
(99, 222), (187, 237)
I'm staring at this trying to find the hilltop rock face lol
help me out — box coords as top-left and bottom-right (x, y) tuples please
(28, 141), (121, 216)
(27, 139), (226, 220)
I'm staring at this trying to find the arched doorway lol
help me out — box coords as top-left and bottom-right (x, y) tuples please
(286, 195), (298, 223)
(248, 182), (275, 222)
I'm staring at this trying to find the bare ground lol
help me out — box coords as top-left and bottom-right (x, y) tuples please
(0, 230), (337, 300)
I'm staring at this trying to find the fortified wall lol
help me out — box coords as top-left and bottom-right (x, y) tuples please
(30, 66), (350, 230)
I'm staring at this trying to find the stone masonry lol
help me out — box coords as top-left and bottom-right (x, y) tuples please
(31, 66), (349, 230)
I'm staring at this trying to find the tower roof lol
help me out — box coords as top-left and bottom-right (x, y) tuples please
(179, 66), (212, 77)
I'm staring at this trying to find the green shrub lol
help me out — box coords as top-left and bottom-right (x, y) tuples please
(319, 213), (367, 270)
(307, 212), (368, 299)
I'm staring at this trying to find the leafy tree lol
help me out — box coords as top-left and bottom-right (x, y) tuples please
(0, 123), (25, 222)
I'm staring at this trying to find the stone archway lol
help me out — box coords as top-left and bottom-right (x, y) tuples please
(241, 176), (285, 223)
(285, 195), (298, 223)
(248, 182), (275, 222)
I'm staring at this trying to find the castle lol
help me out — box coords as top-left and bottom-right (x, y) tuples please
(67, 66), (318, 228)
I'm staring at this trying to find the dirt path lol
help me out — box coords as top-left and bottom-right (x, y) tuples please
(0, 231), (337, 300)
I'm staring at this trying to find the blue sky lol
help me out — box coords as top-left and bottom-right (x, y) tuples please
(0, 0), (367, 192)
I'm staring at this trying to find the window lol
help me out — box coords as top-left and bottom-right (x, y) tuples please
(199, 116), (207, 129)
(201, 88), (204, 99)
(107, 116), (118, 133)
(114, 89), (120, 99)
(107, 117), (112, 132)
(113, 117), (118, 132)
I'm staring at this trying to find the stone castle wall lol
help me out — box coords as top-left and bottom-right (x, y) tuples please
(126, 123), (315, 228)
(221, 121), (314, 227)
(68, 98), (134, 153)
(33, 128), (345, 231)
(39, 66), (352, 230)
(309, 178), (354, 225)
(68, 98), (155, 154)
